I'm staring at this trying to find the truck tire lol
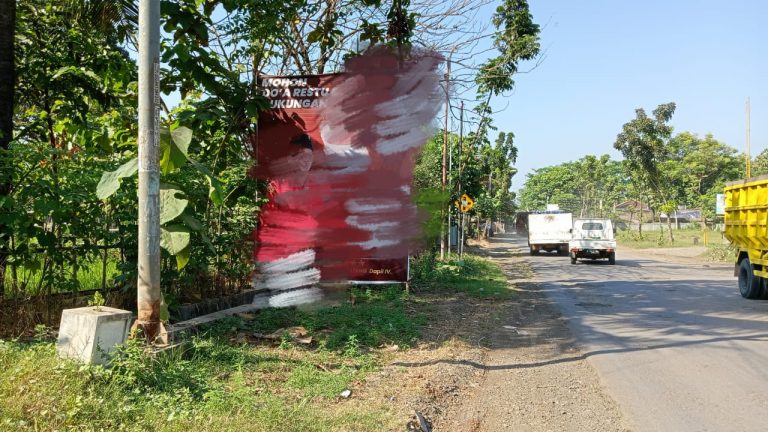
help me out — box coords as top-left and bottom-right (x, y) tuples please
(738, 258), (762, 299)
(608, 252), (616, 265)
(570, 254), (577, 265)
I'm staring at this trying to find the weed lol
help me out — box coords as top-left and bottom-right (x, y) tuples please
(88, 291), (105, 311)
(703, 243), (735, 262)
(343, 334), (361, 357)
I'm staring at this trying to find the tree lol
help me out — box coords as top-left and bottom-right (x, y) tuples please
(474, 131), (518, 227)
(518, 164), (580, 212)
(475, 0), (540, 97)
(666, 132), (742, 219)
(614, 102), (677, 242)
(6, 0), (140, 302)
(517, 156), (628, 219)
(65, 0), (138, 42)
(751, 148), (768, 177)
(0, 0), (16, 296)
(572, 155), (626, 218)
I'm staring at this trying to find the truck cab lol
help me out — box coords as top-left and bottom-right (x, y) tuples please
(568, 218), (617, 265)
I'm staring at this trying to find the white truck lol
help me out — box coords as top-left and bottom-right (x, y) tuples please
(527, 212), (573, 255)
(568, 218), (616, 265)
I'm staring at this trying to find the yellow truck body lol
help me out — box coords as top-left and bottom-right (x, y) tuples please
(724, 175), (768, 298)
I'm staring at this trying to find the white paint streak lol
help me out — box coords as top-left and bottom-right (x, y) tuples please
(346, 216), (399, 231)
(256, 268), (321, 291)
(375, 94), (434, 127)
(318, 138), (371, 173)
(268, 150), (313, 177)
(267, 288), (324, 308)
(374, 127), (429, 155)
(369, 56), (441, 155)
(353, 236), (400, 250)
(260, 250), (316, 274)
(345, 198), (402, 214)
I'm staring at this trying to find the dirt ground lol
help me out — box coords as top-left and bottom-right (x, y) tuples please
(358, 239), (631, 431)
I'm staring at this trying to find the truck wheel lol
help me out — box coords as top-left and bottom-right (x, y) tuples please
(738, 258), (762, 299)
(608, 253), (616, 265)
(570, 254), (577, 265)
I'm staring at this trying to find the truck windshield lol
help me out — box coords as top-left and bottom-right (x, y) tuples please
(582, 223), (603, 230)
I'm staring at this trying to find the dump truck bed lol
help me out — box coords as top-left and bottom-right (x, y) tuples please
(724, 174), (768, 254)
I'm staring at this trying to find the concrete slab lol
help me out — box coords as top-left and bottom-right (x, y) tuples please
(56, 306), (133, 365)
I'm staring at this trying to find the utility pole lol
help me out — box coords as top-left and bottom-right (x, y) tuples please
(447, 113), (454, 255)
(458, 101), (464, 257)
(440, 57), (451, 260)
(135, 0), (162, 342)
(746, 97), (752, 178)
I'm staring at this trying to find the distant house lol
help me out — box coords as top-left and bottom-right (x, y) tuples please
(615, 199), (653, 224)
(660, 208), (701, 223)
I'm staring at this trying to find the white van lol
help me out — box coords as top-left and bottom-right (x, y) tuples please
(568, 218), (617, 265)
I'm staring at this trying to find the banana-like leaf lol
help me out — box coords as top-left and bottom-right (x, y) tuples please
(159, 184), (188, 224)
(175, 245), (191, 271)
(179, 213), (204, 231)
(159, 126), (191, 174)
(96, 157), (138, 200)
(160, 224), (190, 256)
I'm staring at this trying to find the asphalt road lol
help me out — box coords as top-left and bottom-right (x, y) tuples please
(512, 233), (768, 432)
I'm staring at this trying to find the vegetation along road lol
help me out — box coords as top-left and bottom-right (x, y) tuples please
(519, 233), (768, 431)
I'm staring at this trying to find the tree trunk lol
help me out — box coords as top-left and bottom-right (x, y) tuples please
(0, 0), (17, 298)
(667, 217), (675, 243)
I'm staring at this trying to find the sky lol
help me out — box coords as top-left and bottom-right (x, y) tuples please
(483, 0), (768, 191)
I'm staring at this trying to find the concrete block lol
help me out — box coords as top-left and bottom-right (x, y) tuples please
(56, 306), (133, 365)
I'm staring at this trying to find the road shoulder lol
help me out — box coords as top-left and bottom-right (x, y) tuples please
(360, 235), (631, 431)
(439, 238), (630, 431)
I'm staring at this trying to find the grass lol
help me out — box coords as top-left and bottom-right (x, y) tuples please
(616, 228), (730, 249)
(411, 252), (514, 299)
(0, 338), (393, 432)
(0, 292), (406, 432)
(3, 256), (121, 297)
(0, 255), (511, 431)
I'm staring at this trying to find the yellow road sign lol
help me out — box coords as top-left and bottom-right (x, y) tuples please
(454, 194), (474, 213)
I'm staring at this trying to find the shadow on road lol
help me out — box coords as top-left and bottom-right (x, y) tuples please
(401, 231), (768, 371)
(391, 332), (768, 370)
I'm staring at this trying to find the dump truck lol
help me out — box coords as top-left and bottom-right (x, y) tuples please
(724, 175), (768, 299)
(527, 212), (573, 255)
(568, 218), (617, 265)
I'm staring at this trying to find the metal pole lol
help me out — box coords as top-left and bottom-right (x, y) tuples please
(442, 58), (450, 191)
(447, 99), (453, 255)
(458, 101), (464, 257)
(460, 213), (465, 256)
(746, 97), (751, 178)
(135, 0), (162, 342)
(440, 58), (451, 260)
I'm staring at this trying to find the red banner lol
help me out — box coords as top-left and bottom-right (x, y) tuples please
(252, 50), (441, 292)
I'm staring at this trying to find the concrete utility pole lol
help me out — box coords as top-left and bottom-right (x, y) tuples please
(135, 0), (162, 341)
(458, 101), (464, 257)
(441, 57), (451, 260)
